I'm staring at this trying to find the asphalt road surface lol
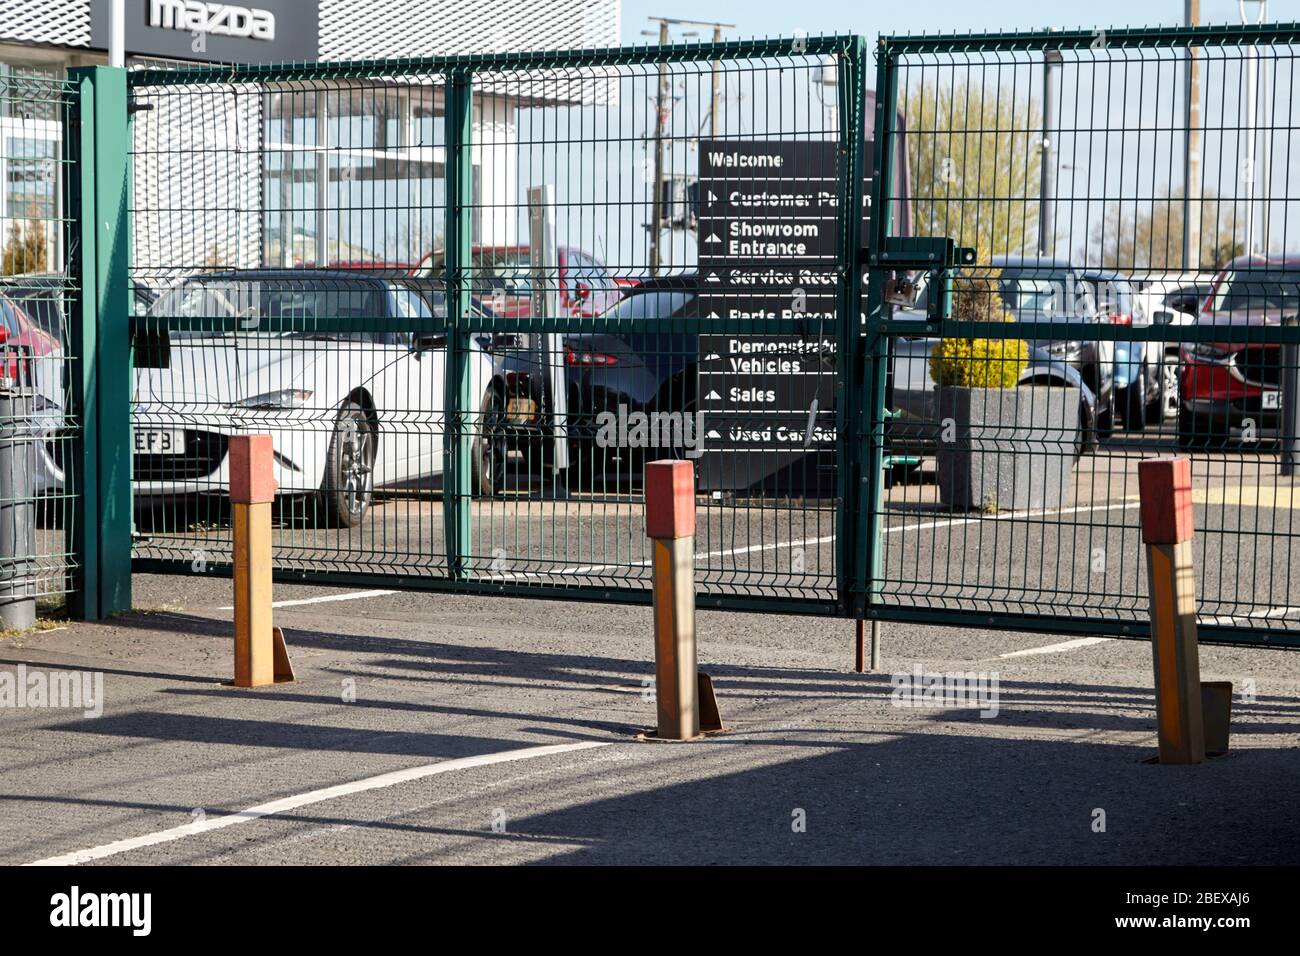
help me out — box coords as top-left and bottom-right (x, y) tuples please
(0, 569), (1298, 865)
(4, 426), (1299, 865)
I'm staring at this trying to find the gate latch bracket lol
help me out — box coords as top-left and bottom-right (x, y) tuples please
(870, 238), (976, 332)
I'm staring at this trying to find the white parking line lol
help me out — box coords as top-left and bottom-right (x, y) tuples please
(886, 500), (1140, 536)
(217, 588), (397, 611)
(1203, 605), (1300, 625)
(25, 740), (609, 866)
(999, 637), (1115, 658)
(483, 499), (1143, 583)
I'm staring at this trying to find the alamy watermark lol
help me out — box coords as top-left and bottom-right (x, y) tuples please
(0, 664), (103, 718)
(50, 886), (150, 936)
(889, 665), (1000, 718)
(595, 403), (705, 459)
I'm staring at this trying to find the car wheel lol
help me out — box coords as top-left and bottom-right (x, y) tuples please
(561, 440), (599, 489)
(1124, 371), (1147, 433)
(1160, 353), (1180, 420)
(471, 388), (508, 497)
(320, 400), (375, 528)
(1144, 362), (1166, 425)
(1078, 399), (1097, 456)
(1096, 405), (1114, 441)
(1177, 406), (1198, 449)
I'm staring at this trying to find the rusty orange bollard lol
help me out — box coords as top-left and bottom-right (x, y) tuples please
(644, 460), (722, 740)
(1137, 456), (1204, 764)
(229, 434), (294, 688)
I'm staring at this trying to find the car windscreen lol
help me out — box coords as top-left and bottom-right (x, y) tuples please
(1085, 278), (1136, 317)
(1210, 270), (1300, 313)
(999, 272), (1095, 316)
(153, 279), (385, 339)
(425, 250), (534, 294)
(1, 283), (64, 343)
(599, 288), (692, 321)
(478, 253), (533, 295)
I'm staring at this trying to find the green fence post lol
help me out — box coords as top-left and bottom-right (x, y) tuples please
(442, 68), (474, 580)
(67, 66), (132, 620)
(854, 38), (897, 619)
(65, 72), (97, 620)
(834, 36), (870, 617)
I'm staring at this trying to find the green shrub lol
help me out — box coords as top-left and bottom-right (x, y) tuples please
(928, 258), (1028, 389)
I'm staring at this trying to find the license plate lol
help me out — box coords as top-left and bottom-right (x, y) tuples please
(1262, 392), (1281, 410)
(134, 429), (185, 455)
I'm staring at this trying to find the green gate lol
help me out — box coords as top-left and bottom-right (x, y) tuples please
(120, 38), (870, 616)
(865, 24), (1300, 648)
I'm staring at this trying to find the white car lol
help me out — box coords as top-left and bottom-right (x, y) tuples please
(132, 271), (495, 526)
(1135, 272), (1218, 418)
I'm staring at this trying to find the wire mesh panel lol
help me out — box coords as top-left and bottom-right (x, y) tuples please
(0, 66), (79, 615)
(869, 25), (1300, 646)
(130, 70), (451, 579)
(127, 38), (867, 612)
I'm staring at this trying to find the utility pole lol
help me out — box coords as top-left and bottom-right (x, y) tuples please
(649, 18), (669, 276)
(1184, 0), (1201, 271)
(1240, 0), (1269, 257)
(710, 23), (729, 137)
(1039, 47), (1062, 257)
(644, 16), (735, 275)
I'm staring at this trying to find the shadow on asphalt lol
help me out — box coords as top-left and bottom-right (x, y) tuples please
(507, 733), (1300, 865)
(85, 610), (1300, 720)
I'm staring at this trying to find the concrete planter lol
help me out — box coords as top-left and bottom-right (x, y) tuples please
(936, 385), (1080, 512)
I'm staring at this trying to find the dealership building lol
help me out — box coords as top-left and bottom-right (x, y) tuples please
(0, 0), (621, 275)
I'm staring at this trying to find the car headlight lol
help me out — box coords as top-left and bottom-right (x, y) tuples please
(235, 389), (314, 409)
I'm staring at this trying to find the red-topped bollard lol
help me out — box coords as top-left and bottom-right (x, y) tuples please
(1137, 456), (1205, 764)
(229, 435), (293, 688)
(643, 460), (723, 740)
(645, 460), (698, 739)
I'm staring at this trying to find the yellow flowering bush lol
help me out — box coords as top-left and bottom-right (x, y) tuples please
(928, 257), (1028, 389)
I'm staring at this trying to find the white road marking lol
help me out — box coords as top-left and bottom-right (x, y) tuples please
(482, 499), (1143, 583)
(1249, 605), (1300, 619)
(26, 740), (609, 866)
(1204, 604), (1300, 625)
(217, 588), (397, 611)
(999, 637), (1115, 658)
(885, 500), (1140, 536)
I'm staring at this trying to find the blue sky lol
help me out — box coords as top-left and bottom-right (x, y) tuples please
(620, 0), (1300, 44)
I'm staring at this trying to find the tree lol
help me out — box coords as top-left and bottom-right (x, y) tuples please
(905, 81), (1042, 257)
(1, 219), (48, 275)
(1091, 188), (1243, 273)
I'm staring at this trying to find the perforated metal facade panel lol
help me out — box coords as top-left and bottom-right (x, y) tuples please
(0, 1), (91, 48)
(0, 1), (620, 59)
(318, 0), (619, 59)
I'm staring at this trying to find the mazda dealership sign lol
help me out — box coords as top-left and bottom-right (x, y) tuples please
(91, 0), (318, 62)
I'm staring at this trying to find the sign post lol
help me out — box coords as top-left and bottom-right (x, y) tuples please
(528, 185), (569, 477)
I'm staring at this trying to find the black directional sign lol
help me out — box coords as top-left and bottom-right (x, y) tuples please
(695, 140), (841, 494)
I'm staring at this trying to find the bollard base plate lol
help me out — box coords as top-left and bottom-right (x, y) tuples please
(272, 626), (296, 683)
(636, 672), (726, 741)
(635, 726), (728, 743)
(1141, 750), (1231, 765)
(223, 626), (296, 688)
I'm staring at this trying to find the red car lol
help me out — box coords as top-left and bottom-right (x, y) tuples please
(1178, 254), (1293, 448)
(412, 245), (624, 318)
